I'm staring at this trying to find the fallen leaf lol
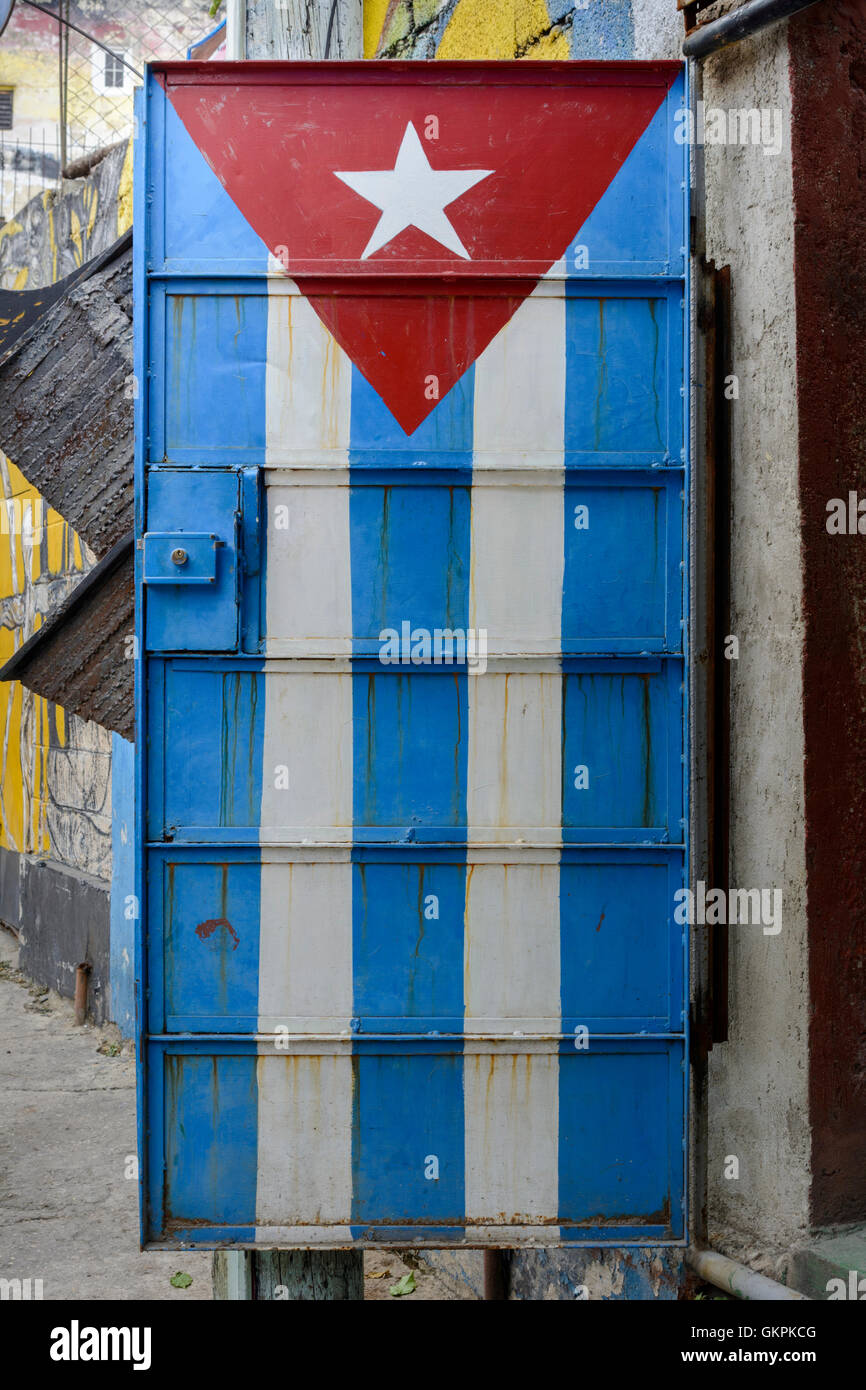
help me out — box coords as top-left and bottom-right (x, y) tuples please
(388, 1271), (416, 1298)
(365, 1269), (390, 1279)
(170, 1271), (193, 1289)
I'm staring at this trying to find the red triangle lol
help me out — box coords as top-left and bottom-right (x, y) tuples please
(164, 63), (678, 434)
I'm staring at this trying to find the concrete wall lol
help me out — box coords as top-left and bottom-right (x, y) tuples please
(701, 29), (810, 1270)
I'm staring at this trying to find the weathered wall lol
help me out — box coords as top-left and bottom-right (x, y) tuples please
(0, 144), (134, 1021)
(369, 0), (681, 60)
(0, 449), (113, 1021)
(788, 0), (866, 1229)
(0, 139), (131, 291)
(0, 454), (109, 875)
(701, 26), (810, 1269)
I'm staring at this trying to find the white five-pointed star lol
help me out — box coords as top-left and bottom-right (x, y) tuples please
(334, 121), (492, 261)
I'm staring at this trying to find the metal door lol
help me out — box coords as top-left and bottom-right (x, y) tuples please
(136, 60), (688, 1247)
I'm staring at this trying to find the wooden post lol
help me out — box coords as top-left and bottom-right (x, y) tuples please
(213, 1248), (364, 1301)
(244, 0), (362, 59)
(213, 0), (364, 1301)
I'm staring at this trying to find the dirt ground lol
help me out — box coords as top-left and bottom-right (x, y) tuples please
(0, 932), (460, 1302)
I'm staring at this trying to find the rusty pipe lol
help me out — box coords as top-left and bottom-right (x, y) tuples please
(73, 962), (91, 1026)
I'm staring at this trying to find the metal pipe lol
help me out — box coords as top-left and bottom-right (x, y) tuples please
(226, 0), (246, 60)
(687, 1247), (809, 1300)
(683, 0), (822, 60)
(73, 962), (90, 1026)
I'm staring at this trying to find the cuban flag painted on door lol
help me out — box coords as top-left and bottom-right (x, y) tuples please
(136, 60), (689, 1247)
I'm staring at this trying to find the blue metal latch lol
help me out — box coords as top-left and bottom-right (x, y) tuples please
(142, 532), (223, 585)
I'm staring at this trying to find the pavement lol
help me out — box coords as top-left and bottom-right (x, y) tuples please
(0, 931), (461, 1301)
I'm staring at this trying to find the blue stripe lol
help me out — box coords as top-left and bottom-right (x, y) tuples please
(558, 1044), (681, 1230)
(162, 1048), (258, 1229)
(559, 848), (682, 1033)
(160, 89), (269, 272)
(155, 851), (263, 1032)
(562, 476), (679, 654)
(351, 1045), (466, 1229)
(159, 287), (269, 462)
(349, 365), (472, 1218)
(352, 852), (465, 1033)
(153, 661), (266, 836)
(559, 92), (688, 1232)
(350, 481), (471, 652)
(349, 364), (475, 470)
(565, 289), (671, 464)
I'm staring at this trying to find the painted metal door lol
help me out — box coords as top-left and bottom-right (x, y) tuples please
(136, 60), (688, 1247)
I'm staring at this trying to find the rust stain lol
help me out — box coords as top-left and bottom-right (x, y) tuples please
(499, 673), (510, 824)
(463, 862), (474, 1005)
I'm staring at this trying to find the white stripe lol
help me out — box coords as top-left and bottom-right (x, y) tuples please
(466, 285), (564, 1227)
(470, 288), (565, 653)
(259, 672), (353, 841)
(465, 672), (562, 844)
(468, 479), (564, 656)
(264, 479), (352, 656)
(255, 1048), (353, 1227)
(464, 863), (560, 1035)
(266, 279), (351, 464)
(464, 1042), (559, 1229)
(257, 860), (352, 1033)
(472, 285), (566, 470)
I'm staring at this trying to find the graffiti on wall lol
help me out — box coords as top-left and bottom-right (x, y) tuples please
(0, 451), (111, 882)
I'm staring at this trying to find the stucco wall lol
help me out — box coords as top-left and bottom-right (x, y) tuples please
(701, 28), (810, 1268)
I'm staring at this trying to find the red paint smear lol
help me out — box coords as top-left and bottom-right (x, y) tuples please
(195, 917), (240, 951)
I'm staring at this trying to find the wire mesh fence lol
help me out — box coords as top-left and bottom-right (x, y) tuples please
(0, 0), (216, 221)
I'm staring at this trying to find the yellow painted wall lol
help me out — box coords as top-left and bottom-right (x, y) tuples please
(0, 50), (59, 126)
(0, 455), (84, 860)
(366, 0), (567, 58)
(117, 137), (134, 236)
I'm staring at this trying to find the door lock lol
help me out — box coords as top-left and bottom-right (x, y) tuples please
(171, 547), (188, 566)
